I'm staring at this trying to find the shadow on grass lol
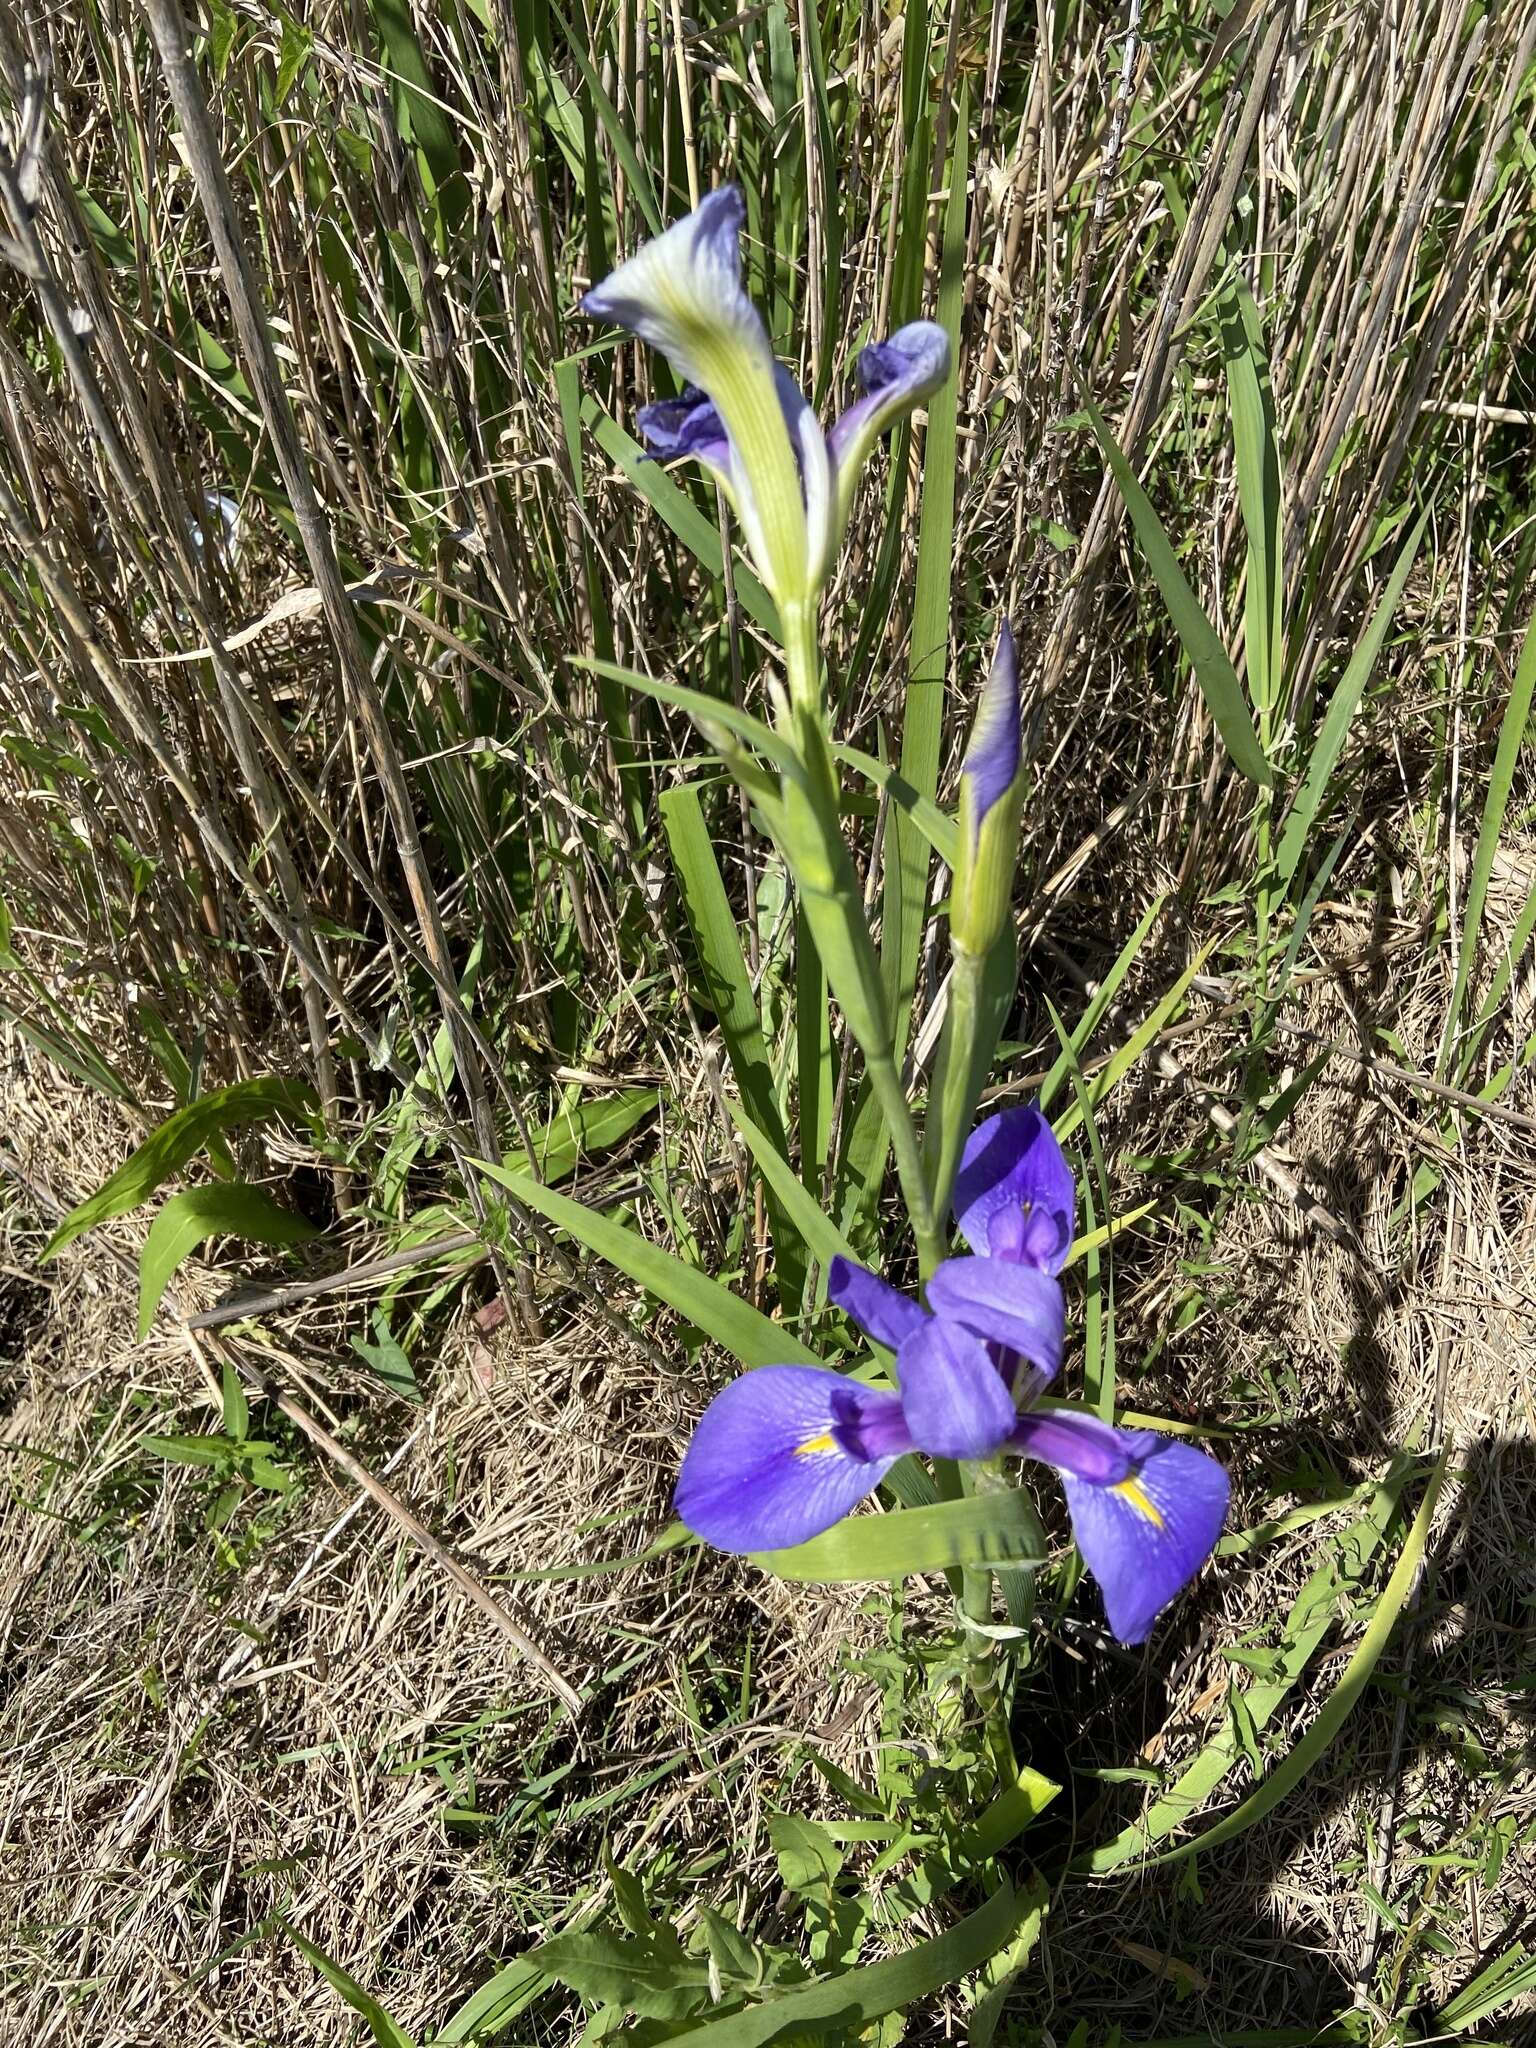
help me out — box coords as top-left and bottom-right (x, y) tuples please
(998, 1421), (1536, 2044)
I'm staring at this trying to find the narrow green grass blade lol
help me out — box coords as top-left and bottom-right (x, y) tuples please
(1459, 864), (1536, 1080)
(575, 656), (790, 769)
(369, 0), (462, 221)
(434, 1958), (549, 2041)
(836, 741), (960, 867)
(1137, 1448), (1447, 1867)
(726, 1100), (854, 1278)
(1276, 510), (1427, 886)
(554, 355), (642, 838)
(1046, 996), (1116, 1422)
(1083, 400), (1271, 787)
(1037, 894), (1166, 1114)
(882, 100), (968, 1049)
(661, 787), (787, 1156)
(582, 399), (777, 631)
(1436, 1937), (1536, 2031)
(795, 906), (832, 1196)
(755, 1490), (1047, 1582)
(544, 0), (662, 233)
(475, 1158), (819, 1369)
(1440, 569), (1536, 1072)
(1220, 281), (1283, 742)
(842, 101), (967, 1225)
(277, 1915), (419, 2048)
(1052, 943), (1214, 1138)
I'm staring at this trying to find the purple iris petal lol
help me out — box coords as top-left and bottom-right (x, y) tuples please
(953, 1105), (1076, 1275)
(828, 1255), (928, 1351)
(895, 1319), (1018, 1461)
(827, 322), (952, 468)
(1011, 1411), (1230, 1644)
(675, 1365), (911, 1554)
(636, 385), (731, 468)
(961, 625), (1021, 838)
(924, 1256), (1065, 1381)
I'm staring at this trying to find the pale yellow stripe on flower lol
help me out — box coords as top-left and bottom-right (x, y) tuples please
(794, 1432), (838, 1458)
(1111, 1477), (1165, 1528)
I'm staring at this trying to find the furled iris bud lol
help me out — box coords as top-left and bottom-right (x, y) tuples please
(674, 1101), (1230, 1645)
(583, 187), (949, 610)
(949, 624), (1025, 958)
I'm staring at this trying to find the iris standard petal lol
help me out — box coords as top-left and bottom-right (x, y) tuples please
(828, 1255), (928, 1350)
(1011, 1413), (1230, 1644)
(953, 1104), (1076, 1274)
(675, 1365), (911, 1554)
(895, 1318), (1018, 1460)
(924, 1256), (1065, 1380)
(826, 322), (953, 470)
(581, 186), (771, 391)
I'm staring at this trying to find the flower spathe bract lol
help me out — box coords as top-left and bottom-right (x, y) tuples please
(950, 625), (1025, 956)
(583, 187), (949, 608)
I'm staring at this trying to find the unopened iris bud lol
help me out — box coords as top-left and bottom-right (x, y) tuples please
(950, 624), (1024, 957)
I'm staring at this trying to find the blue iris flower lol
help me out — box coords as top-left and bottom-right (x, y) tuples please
(675, 1105), (1230, 1645)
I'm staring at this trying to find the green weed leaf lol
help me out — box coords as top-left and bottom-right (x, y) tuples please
(532, 1928), (710, 2022)
(475, 1158), (819, 1370)
(137, 1183), (319, 1338)
(44, 1076), (315, 1263)
(648, 1879), (1024, 2043)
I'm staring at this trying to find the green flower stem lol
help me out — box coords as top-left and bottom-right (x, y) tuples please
(922, 929), (1016, 1229)
(959, 1459), (1036, 1791)
(777, 601), (943, 1276)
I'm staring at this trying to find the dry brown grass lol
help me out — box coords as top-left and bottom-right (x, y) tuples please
(5, 820), (1535, 2042)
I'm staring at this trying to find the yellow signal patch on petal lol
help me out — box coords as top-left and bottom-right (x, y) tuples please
(1111, 1476), (1166, 1528)
(794, 1432), (838, 1458)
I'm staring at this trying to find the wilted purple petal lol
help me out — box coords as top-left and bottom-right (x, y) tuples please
(676, 1365), (912, 1554)
(953, 1105), (1076, 1274)
(924, 1256), (1065, 1380)
(636, 385), (732, 468)
(961, 625), (1021, 839)
(827, 322), (952, 469)
(828, 1255), (927, 1351)
(1011, 1412), (1230, 1644)
(895, 1318), (1017, 1460)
